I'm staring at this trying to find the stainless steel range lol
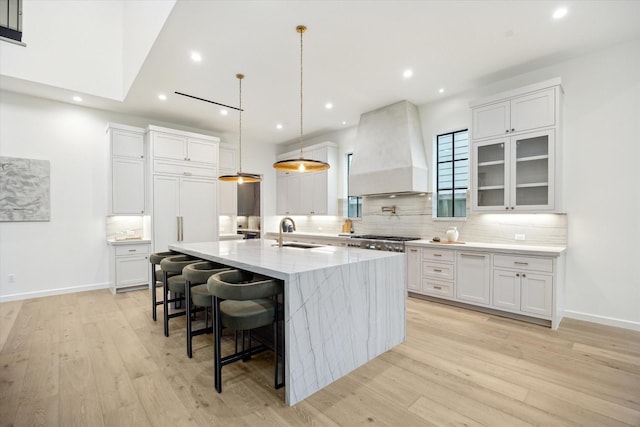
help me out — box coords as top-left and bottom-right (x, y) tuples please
(348, 235), (421, 252)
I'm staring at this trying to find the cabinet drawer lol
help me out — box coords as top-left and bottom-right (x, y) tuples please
(421, 278), (454, 298)
(422, 248), (455, 262)
(153, 159), (216, 178)
(115, 244), (149, 256)
(422, 261), (455, 280)
(493, 254), (553, 273)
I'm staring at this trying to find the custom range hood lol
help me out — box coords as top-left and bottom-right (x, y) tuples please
(349, 100), (428, 196)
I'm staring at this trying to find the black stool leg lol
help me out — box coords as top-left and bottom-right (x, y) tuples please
(151, 264), (157, 321)
(186, 279), (193, 358)
(214, 295), (223, 393)
(163, 271), (170, 337)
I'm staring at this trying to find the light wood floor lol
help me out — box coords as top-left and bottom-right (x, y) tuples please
(1, 289), (639, 427)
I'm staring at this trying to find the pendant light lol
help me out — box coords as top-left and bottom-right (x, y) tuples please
(273, 25), (330, 173)
(219, 73), (261, 183)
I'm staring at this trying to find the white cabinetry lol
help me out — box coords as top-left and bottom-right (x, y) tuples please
(421, 248), (456, 299)
(472, 88), (556, 140)
(406, 243), (565, 329)
(456, 252), (491, 305)
(493, 254), (553, 317)
(108, 242), (150, 294)
(473, 129), (555, 211)
(471, 79), (562, 212)
(275, 142), (338, 215)
(406, 247), (421, 292)
(107, 124), (146, 214)
(147, 126), (220, 253)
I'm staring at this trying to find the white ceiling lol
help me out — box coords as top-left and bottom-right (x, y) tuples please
(2, 0), (640, 147)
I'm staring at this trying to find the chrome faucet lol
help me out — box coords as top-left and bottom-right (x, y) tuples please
(278, 217), (296, 247)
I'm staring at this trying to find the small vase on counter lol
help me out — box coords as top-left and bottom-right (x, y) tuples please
(445, 226), (459, 242)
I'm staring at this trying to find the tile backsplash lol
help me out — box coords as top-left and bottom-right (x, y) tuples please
(106, 215), (150, 241)
(292, 193), (567, 246)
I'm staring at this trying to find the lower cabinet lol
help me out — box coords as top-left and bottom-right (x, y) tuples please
(456, 252), (491, 305)
(108, 242), (150, 294)
(406, 244), (563, 328)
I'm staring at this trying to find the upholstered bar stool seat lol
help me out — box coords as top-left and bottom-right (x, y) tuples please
(182, 261), (232, 358)
(149, 251), (177, 321)
(160, 254), (200, 337)
(207, 269), (284, 393)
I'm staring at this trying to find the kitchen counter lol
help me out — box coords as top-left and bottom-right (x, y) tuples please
(169, 239), (406, 406)
(406, 240), (566, 257)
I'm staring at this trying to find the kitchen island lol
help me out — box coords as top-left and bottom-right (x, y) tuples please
(169, 239), (406, 406)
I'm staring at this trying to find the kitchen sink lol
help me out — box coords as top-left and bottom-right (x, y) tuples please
(273, 242), (324, 249)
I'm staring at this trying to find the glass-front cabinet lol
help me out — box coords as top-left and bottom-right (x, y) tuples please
(473, 129), (554, 211)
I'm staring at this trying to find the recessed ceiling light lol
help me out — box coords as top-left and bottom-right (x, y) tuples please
(552, 7), (568, 19)
(439, 88), (445, 94)
(191, 51), (202, 62)
(403, 69), (413, 78)
(325, 103), (333, 110)
(341, 121), (347, 125)
(220, 109), (228, 116)
(276, 123), (283, 130)
(158, 94), (167, 101)
(73, 96), (82, 102)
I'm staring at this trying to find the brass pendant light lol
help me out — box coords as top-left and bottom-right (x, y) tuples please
(219, 73), (261, 183)
(273, 25), (330, 173)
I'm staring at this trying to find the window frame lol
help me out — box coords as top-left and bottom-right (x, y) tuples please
(435, 129), (469, 218)
(346, 153), (362, 219)
(0, 0), (23, 44)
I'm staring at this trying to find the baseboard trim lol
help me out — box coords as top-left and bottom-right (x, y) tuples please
(564, 310), (640, 332)
(0, 282), (110, 303)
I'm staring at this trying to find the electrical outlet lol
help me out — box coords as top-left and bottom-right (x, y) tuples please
(515, 234), (525, 241)
(8, 274), (16, 283)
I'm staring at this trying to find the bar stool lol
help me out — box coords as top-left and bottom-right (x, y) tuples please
(149, 251), (177, 321)
(182, 261), (232, 358)
(160, 254), (200, 337)
(207, 269), (284, 393)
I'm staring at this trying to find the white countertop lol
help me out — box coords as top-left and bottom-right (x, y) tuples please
(406, 240), (566, 256)
(169, 239), (402, 280)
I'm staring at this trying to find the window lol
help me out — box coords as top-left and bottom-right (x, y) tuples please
(0, 0), (23, 43)
(436, 130), (468, 217)
(347, 153), (362, 218)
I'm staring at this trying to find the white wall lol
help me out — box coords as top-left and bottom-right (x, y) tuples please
(0, 92), (278, 301)
(288, 39), (640, 329)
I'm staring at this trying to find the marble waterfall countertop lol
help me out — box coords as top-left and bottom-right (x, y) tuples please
(169, 239), (406, 406)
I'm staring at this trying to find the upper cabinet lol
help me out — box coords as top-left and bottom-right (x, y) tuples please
(471, 79), (562, 212)
(148, 125), (219, 178)
(276, 142), (338, 215)
(472, 87), (556, 141)
(107, 123), (146, 215)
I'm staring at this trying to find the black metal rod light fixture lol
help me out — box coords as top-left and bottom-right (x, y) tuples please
(219, 73), (261, 184)
(273, 25), (330, 173)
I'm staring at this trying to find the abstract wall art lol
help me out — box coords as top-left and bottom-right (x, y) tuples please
(0, 156), (51, 222)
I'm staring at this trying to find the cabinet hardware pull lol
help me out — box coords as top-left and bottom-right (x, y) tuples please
(177, 217), (181, 241)
(409, 249), (418, 252)
(461, 253), (485, 258)
(505, 207), (509, 210)
(128, 249), (136, 252)
(516, 273), (520, 277)
(514, 261), (529, 265)
(511, 128), (515, 132)
(505, 129), (509, 133)
(522, 274), (526, 278)
(433, 254), (442, 257)
(433, 286), (442, 290)
(433, 269), (442, 272)
(183, 172), (192, 176)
